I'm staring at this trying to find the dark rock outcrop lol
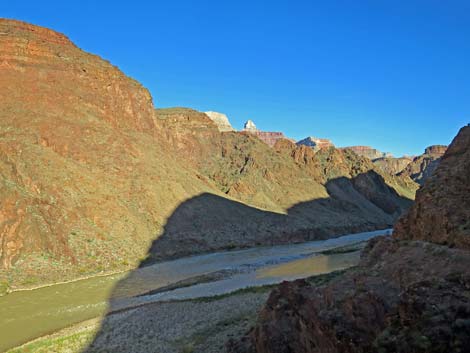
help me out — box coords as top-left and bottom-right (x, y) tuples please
(228, 238), (470, 353)
(394, 128), (469, 249)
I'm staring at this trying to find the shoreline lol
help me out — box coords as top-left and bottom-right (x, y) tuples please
(3, 227), (391, 296)
(8, 270), (350, 353)
(4, 268), (130, 296)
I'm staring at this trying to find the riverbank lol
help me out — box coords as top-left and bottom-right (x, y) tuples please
(1, 230), (387, 352)
(0, 228), (391, 297)
(8, 271), (345, 353)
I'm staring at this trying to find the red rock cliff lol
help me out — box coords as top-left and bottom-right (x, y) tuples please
(394, 126), (470, 249)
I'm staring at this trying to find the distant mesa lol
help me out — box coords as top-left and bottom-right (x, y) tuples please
(424, 144), (447, 156)
(297, 136), (334, 151)
(242, 120), (290, 147)
(341, 145), (393, 160)
(204, 111), (235, 132)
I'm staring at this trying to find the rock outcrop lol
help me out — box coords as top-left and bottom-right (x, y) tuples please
(297, 136), (334, 151)
(228, 127), (470, 353)
(341, 146), (392, 160)
(399, 144), (448, 185)
(425, 144), (447, 155)
(243, 120), (258, 132)
(204, 111), (235, 132)
(394, 129), (469, 249)
(373, 156), (413, 175)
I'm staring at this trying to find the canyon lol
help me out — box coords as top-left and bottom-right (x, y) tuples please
(227, 126), (470, 353)
(0, 19), (419, 291)
(0, 18), (467, 353)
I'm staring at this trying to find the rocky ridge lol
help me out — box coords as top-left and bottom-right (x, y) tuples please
(228, 127), (470, 353)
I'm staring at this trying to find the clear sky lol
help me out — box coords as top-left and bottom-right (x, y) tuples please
(2, 0), (470, 156)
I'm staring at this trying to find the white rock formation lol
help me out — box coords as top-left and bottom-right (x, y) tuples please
(243, 120), (258, 132)
(204, 111), (235, 132)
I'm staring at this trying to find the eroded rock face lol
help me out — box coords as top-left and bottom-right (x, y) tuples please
(248, 131), (288, 147)
(399, 145), (448, 185)
(341, 146), (392, 160)
(204, 111), (235, 132)
(425, 144), (447, 156)
(227, 127), (470, 353)
(373, 156), (413, 175)
(297, 136), (334, 152)
(394, 127), (469, 249)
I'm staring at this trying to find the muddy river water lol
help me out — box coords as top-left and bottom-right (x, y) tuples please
(0, 229), (390, 351)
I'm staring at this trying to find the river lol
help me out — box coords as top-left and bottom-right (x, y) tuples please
(0, 229), (390, 351)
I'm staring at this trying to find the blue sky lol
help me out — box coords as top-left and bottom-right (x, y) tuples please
(2, 0), (470, 156)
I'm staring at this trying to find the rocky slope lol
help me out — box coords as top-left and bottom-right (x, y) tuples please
(228, 127), (469, 353)
(398, 144), (447, 185)
(147, 111), (417, 262)
(0, 20), (218, 284)
(0, 19), (417, 289)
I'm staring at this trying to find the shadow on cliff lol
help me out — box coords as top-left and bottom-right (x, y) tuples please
(82, 170), (412, 352)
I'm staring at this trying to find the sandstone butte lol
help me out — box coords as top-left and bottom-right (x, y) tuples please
(0, 19), (418, 290)
(227, 126), (470, 353)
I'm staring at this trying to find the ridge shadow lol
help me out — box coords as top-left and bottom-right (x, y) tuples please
(83, 170), (412, 352)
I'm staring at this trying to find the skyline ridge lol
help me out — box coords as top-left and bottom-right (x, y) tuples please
(2, 0), (469, 155)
